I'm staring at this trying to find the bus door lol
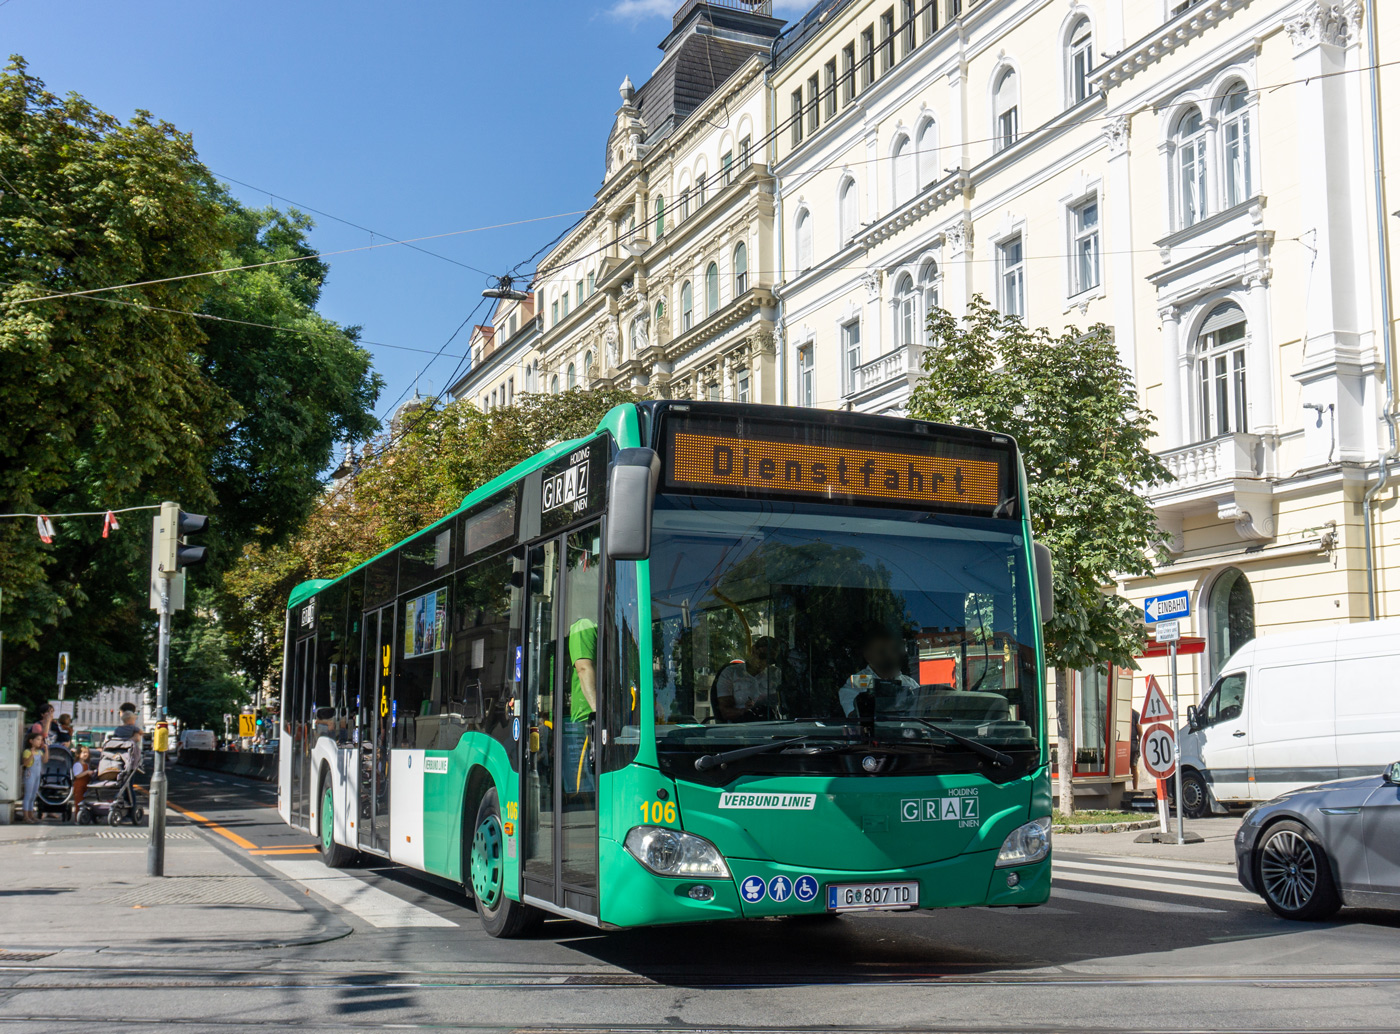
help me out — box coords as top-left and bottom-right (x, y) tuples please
(360, 602), (395, 853)
(521, 524), (602, 918)
(290, 634), (314, 829)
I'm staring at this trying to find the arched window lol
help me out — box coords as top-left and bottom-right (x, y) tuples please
(1196, 301), (1248, 440)
(629, 318), (640, 357)
(994, 68), (1019, 151)
(733, 242), (748, 295)
(1175, 106), (1208, 227)
(567, 363), (576, 390)
(1221, 82), (1252, 208)
(838, 179), (858, 244)
(795, 209), (814, 272)
(916, 118), (938, 187)
(654, 196), (666, 239)
(1207, 568), (1255, 680)
(705, 261), (720, 315)
(892, 134), (915, 207)
(919, 259), (939, 345)
(1067, 16), (1093, 106)
(551, 374), (560, 394)
(654, 299), (665, 329)
(680, 188), (691, 221)
(584, 350), (594, 379)
(895, 274), (917, 347)
(681, 281), (693, 331)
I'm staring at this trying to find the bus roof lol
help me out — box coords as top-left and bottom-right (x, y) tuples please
(286, 402), (640, 610)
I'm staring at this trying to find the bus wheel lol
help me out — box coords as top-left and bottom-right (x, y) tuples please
(319, 780), (357, 868)
(470, 787), (541, 938)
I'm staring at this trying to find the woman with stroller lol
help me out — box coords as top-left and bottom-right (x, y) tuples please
(21, 730), (47, 822)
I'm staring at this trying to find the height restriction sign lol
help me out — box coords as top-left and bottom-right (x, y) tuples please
(1141, 724), (1177, 780)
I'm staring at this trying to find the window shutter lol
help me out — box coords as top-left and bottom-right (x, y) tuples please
(1200, 302), (1246, 337)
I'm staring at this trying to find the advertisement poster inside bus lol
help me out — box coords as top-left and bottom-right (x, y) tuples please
(404, 588), (447, 658)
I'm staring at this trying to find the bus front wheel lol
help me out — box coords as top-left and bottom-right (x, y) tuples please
(470, 787), (542, 939)
(319, 779), (357, 868)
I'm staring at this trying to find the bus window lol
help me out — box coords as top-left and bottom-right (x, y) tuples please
(603, 559), (642, 771)
(395, 579), (450, 749)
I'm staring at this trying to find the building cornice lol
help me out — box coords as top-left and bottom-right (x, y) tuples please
(1092, 0), (1255, 92)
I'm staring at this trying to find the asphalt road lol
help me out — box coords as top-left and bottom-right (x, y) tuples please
(4, 764), (1400, 1034)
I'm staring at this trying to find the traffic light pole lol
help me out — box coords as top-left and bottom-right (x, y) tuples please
(147, 579), (171, 877)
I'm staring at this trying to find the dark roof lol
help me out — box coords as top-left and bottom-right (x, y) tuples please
(772, 0), (853, 68)
(635, 33), (766, 143)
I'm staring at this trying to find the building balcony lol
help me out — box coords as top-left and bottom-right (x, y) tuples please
(853, 349), (908, 395)
(1149, 432), (1277, 545)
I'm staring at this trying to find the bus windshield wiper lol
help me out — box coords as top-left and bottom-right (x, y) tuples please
(694, 734), (848, 772)
(899, 716), (1014, 768)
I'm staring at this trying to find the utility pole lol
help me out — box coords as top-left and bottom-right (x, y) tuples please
(147, 502), (209, 877)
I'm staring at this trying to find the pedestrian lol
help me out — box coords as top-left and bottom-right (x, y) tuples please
(1130, 707), (1142, 791)
(29, 703), (54, 742)
(21, 730), (47, 822)
(54, 714), (73, 745)
(72, 745), (92, 806)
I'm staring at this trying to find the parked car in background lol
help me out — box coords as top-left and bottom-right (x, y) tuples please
(1235, 760), (1400, 920)
(1178, 617), (1400, 817)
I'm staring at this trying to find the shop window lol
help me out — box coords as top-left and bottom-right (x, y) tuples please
(1075, 664), (1110, 775)
(1207, 568), (1255, 680)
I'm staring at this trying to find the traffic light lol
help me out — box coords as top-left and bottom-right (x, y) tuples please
(156, 501), (209, 574)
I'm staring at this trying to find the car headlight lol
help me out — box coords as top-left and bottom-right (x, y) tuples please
(624, 826), (730, 878)
(996, 817), (1052, 867)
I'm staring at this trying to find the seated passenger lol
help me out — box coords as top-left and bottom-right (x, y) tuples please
(840, 628), (919, 718)
(713, 636), (782, 722)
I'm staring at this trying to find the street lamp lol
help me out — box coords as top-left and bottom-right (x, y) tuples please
(483, 274), (530, 301)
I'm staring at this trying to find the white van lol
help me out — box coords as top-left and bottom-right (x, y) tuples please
(1177, 617), (1400, 816)
(179, 729), (216, 752)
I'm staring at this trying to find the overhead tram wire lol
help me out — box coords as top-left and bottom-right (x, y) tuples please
(212, 171), (496, 277)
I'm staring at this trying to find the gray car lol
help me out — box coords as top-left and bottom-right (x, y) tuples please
(1235, 760), (1400, 920)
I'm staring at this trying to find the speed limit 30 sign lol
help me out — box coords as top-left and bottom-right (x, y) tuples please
(1141, 724), (1177, 780)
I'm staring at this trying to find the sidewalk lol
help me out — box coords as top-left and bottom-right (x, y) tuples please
(0, 817), (350, 955)
(1055, 815), (1242, 865)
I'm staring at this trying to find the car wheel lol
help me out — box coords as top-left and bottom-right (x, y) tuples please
(470, 787), (542, 939)
(1180, 770), (1211, 819)
(1256, 820), (1341, 921)
(319, 780), (357, 868)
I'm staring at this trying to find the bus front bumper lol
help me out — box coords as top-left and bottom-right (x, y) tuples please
(599, 838), (1052, 927)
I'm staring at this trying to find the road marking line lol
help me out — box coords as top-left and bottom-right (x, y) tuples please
(1069, 853), (1239, 874)
(250, 847), (321, 855)
(1052, 888), (1225, 913)
(166, 802), (257, 850)
(1056, 859), (1241, 886)
(263, 859), (457, 928)
(1053, 870), (1259, 905)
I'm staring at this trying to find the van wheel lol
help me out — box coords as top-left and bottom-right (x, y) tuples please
(1180, 770), (1210, 819)
(1256, 820), (1341, 921)
(319, 781), (357, 868)
(470, 787), (542, 939)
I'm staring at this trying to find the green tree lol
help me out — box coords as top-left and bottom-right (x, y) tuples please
(907, 297), (1171, 813)
(167, 590), (254, 734)
(224, 388), (645, 697)
(0, 58), (380, 716)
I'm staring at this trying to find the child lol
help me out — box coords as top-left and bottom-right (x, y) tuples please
(72, 746), (92, 806)
(21, 731), (47, 823)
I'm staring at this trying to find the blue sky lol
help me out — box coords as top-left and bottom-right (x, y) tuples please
(7, 0), (807, 430)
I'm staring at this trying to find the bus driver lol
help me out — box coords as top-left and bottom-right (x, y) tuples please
(840, 627), (920, 718)
(713, 636), (782, 722)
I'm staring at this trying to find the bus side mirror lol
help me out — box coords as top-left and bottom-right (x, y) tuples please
(1032, 541), (1054, 624)
(606, 448), (660, 561)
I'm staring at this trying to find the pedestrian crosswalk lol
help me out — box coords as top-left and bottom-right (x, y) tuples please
(1051, 853), (1261, 914)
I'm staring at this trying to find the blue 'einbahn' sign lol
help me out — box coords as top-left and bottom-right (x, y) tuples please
(1144, 591), (1190, 624)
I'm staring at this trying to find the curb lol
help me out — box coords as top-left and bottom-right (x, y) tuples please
(1053, 818), (1160, 835)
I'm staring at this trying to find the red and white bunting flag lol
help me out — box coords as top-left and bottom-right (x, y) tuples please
(36, 515), (55, 543)
(102, 510), (120, 538)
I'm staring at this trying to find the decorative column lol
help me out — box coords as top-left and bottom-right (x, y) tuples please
(943, 220), (973, 325)
(1159, 305), (1184, 448)
(1104, 115), (1136, 377)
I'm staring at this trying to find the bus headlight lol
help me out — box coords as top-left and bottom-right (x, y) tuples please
(624, 827), (730, 879)
(995, 817), (1052, 867)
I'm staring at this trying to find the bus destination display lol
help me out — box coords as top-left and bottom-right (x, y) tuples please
(664, 425), (1009, 513)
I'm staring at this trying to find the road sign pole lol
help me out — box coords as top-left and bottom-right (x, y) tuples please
(1169, 639), (1185, 846)
(147, 575), (171, 877)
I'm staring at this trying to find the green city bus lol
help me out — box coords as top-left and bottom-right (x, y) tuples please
(278, 401), (1055, 936)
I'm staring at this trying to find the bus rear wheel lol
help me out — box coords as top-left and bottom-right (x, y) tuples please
(319, 780), (357, 868)
(470, 787), (542, 939)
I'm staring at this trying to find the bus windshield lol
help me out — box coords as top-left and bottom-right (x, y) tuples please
(649, 496), (1041, 780)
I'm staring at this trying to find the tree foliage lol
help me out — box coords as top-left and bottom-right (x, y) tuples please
(0, 57), (380, 715)
(908, 297), (1171, 671)
(223, 388), (646, 695)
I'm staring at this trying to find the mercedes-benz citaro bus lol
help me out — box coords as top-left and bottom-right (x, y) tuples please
(278, 401), (1055, 936)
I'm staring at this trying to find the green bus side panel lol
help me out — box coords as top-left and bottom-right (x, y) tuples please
(420, 734), (519, 886)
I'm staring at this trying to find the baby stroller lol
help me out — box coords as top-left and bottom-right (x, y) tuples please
(35, 743), (75, 822)
(76, 736), (145, 826)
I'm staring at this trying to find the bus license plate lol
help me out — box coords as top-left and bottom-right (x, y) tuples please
(826, 881), (918, 912)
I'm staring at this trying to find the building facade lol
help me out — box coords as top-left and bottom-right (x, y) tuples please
(770, 0), (1398, 803)
(447, 292), (541, 409)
